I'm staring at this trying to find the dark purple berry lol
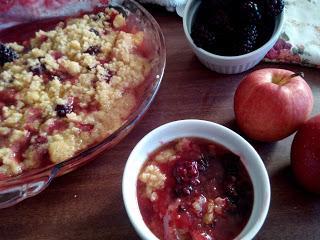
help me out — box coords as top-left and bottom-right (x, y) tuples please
(89, 28), (100, 36)
(207, 9), (235, 34)
(173, 160), (200, 197)
(240, 1), (262, 23)
(175, 184), (193, 197)
(225, 182), (238, 199)
(190, 178), (201, 186)
(55, 103), (73, 117)
(29, 63), (46, 76)
(174, 161), (199, 184)
(191, 21), (217, 52)
(104, 69), (113, 83)
(225, 198), (238, 214)
(178, 204), (187, 213)
(265, 0), (284, 17)
(197, 153), (211, 172)
(84, 45), (101, 55)
(237, 24), (258, 55)
(0, 43), (19, 66)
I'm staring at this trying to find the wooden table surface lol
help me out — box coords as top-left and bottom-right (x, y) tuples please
(1, 6), (320, 240)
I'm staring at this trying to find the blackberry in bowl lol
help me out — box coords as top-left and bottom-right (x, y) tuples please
(183, 0), (285, 74)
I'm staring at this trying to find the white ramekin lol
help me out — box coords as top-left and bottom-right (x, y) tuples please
(122, 119), (270, 240)
(182, 0), (285, 74)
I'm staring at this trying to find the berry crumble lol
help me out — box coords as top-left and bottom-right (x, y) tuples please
(0, 8), (151, 177)
(137, 138), (253, 240)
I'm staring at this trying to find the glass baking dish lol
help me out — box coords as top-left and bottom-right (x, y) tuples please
(0, 0), (166, 208)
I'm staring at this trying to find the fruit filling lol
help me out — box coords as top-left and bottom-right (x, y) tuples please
(137, 138), (254, 240)
(0, 7), (152, 176)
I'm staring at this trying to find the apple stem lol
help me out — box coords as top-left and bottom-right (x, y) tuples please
(277, 72), (304, 85)
(290, 72), (304, 79)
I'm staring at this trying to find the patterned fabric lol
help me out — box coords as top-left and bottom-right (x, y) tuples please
(264, 0), (320, 68)
(0, 0), (319, 68)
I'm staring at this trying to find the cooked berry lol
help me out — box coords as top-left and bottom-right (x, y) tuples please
(178, 204), (187, 212)
(225, 156), (240, 176)
(190, 178), (201, 186)
(265, 0), (284, 17)
(197, 153), (210, 172)
(104, 69), (113, 83)
(224, 177), (239, 202)
(175, 184), (193, 197)
(29, 63), (46, 76)
(237, 24), (258, 54)
(240, 1), (262, 23)
(89, 28), (100, 36)
(0, 43), (19, 66)
(174, 161), (199, 184)
(191, 21), (217, 51)
(55, 103), (73, 117)
(84, 45), (101, 55)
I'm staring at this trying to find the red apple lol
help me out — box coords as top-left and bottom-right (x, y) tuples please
(234, 68), (314, 142)
(291, 114), (320, 193)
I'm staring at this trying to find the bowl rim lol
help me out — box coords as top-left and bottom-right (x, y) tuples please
(0, 0), (166, 186)
(122, 119), (271, 240)
(182, 0), (285, 60)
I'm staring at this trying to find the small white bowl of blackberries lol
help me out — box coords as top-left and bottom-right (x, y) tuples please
(183, 0), (285, 74)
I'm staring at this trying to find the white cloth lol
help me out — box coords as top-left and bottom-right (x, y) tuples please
(138, 0), (187, 16)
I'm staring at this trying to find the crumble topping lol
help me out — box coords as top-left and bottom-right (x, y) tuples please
(154, 148), (176, 163)
(139, 165), (167, 201)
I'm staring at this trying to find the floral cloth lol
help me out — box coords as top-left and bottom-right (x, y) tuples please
(0, 0), (319, 68)
(264, 0), (320, 68)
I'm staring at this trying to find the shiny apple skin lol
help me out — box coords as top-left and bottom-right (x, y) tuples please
(291, 115), (320, 193)
(234, 68), (314, 142)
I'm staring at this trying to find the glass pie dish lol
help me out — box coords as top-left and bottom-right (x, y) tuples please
(0, 0), (166, 208)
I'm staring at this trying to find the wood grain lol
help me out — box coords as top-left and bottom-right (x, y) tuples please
(0, 6), (320, 240)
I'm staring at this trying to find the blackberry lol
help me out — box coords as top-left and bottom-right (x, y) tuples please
(0, 43), (19, 66)
(84, 45), (101, 55)
(173, 161), (199, 184)
(207, 9), (235, 34)
(29, 63), (46, 76)
(240, 1), (262, 23)
(173, 160), (200, 197)
(197, 153), (210, 172)
(89, 28), (100, 36)
(256, 15), (275, 48)
(175, 184), (194, 197)
(265, 0), (284, 17)
(55, 103), (73, 117)
(191, 21), (217, 51)
(237, 24), (258, 54)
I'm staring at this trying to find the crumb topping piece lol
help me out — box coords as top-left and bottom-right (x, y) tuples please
(139, 165), (167, 201)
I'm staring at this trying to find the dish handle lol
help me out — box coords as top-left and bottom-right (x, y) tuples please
(0, 167), (59, 209)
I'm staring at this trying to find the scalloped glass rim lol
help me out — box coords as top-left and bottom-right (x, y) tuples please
(0, 0), (166, 188)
